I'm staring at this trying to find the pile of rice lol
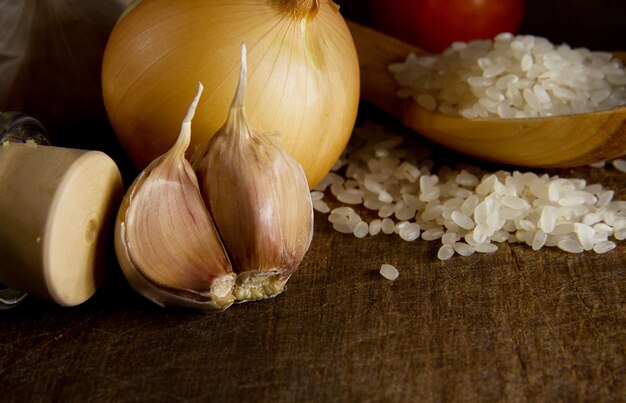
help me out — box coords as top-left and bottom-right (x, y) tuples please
(317, 34), (626, 273)
(312, 124), (626, 261)
(390, 33), (626, 119)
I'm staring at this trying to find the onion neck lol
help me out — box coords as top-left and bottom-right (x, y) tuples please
(274, 0), (328, 20)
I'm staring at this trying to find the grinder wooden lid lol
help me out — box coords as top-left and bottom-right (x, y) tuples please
(0, 117), (123, 306)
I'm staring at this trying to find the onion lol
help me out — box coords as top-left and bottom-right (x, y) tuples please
(102, 0), (360, 187)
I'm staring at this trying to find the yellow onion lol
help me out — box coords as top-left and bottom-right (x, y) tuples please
(101, 0), (360, 187)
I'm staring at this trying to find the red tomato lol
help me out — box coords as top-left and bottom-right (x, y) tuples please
(368, 0), (526, 53)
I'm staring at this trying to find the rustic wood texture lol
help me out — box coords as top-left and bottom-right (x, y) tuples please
(2, 110), (626, 402)
(2, 1), (626, 401)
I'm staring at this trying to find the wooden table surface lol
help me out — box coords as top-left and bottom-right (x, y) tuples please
(3, 2), (626, 402)
(2, 105), (626, 401)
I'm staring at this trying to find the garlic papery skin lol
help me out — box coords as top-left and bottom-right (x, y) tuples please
(192, 44), (314, 302)
(115, 84), (236, 310)
(102, 0), (359, 188)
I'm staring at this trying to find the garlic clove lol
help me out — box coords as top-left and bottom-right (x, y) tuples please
(115, 84), (236, 310)
(192, 43), (314, 301)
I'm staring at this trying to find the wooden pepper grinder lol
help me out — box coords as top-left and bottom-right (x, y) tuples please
(0, 112), (123, 308)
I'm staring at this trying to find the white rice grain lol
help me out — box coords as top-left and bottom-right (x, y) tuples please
(531, 230), (548, 250)
(382, 218), (395, 234)
(475, 242), (499, 253)
(442, 232), (459, 245)
(593, 240), (616, 254)
(369, 219), (383, 236)
(337, 188), (364, 205)
(332, 220), (353, 235)
(399, 223), (421, 242)
(314, 124), (626, 261)
(353, 221), (369, 239)
(390, 34), (626, 119)
(313, 199), (330, 214)
(453, 242), (475, 256)
(539, 206), (558, 233)
(380, 264), (400, 281)
(451, 211), (475, 230)
(422, 227), (445, 241)
(557, 238), (584, 253)
(612, 159), (626, 173)
(378, 203), (395, 218)
(437, 244), (455, 260)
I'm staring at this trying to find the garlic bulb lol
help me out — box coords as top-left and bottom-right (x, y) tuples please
(192, 44), (314, 301)
(115, 44), (313, 310)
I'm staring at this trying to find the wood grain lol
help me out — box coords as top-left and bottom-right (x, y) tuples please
(1, 112), (625, 402)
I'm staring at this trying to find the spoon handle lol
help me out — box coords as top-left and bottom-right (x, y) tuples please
(347, 21), (419, 118)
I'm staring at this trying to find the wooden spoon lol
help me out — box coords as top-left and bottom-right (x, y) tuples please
(347, 21), (626, 167)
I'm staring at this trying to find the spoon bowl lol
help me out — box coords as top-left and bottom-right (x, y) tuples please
(400, 101), (626, 166)
(348, 21), (626, 167)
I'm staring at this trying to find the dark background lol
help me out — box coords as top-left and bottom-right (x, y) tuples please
(341, 0), (626, 51)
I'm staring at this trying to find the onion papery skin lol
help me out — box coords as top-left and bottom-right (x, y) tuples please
(101, 0), (360, 187)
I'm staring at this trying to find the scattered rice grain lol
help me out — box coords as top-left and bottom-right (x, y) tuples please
(451, 211), (475, 230)
(314, 124), (626, 261)
(437, 244), (455, 260)
(593, 240), (616, 254)
(453, 242), (475, 256)
(382, 218), (395, 234)
(613, 159), (626, 173)
(313, 199), (330, 214)
(422, 227), (445, 241)
(399, 223), (421, 242)
(557, 238), (584, 253)
(380, 264), (400, 281)
(353, 221), (369, 239)
(369, 219), (382, 236)
(442, 232), (459, 245)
